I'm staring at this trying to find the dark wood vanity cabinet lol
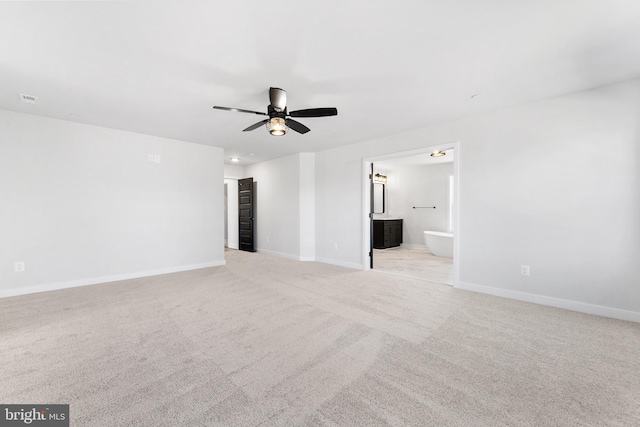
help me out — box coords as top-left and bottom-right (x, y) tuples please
(373, 219), (403, 249)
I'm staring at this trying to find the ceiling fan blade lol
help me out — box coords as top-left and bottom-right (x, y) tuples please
(269, 87), (287, 111)
(213, 106), (267, 116)
(289, 107), (338, 118)
(286, 119), (310, 134)
(242, 119), (269, 132)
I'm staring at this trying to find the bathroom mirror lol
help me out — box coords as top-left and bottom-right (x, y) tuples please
(373, 183), (385, 213)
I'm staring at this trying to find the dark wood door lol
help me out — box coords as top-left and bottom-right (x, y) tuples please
(238, 177), (256, 252)
(369, 163), (374, 268)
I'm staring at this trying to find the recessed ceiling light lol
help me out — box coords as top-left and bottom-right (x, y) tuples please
(230, 158), (239, 163)
(69, 113), (80, 118)
(430, 150), (446, 157)
(470, 94), (481, 99)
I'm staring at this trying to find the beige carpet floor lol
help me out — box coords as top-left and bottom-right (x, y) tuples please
(1, 249), (639, 426)
(373, 246), (453, 285)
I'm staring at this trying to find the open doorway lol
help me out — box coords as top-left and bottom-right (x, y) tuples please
(363, 143), (459, 285)
(224, 178), (239, 250)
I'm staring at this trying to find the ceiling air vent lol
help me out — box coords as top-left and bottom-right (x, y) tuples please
(19, 93), (38, 104)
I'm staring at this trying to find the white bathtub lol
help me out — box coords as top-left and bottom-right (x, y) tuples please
(423, 231), (453, 258)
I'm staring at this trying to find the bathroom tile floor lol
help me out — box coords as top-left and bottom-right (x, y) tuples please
(373, 245), (453, 285)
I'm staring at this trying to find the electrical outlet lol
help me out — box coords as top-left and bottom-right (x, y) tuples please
(154, 154), (161, 163)
(14, 261), (25, 272)
(265, 236), (270, 242)
(520, 265), (530, 276)
(148, 154), (154, 162)
(334, 243), (338, 251)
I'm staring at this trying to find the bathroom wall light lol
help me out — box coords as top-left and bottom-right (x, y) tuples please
(267, 117), (287, 136)
(373, 173), (387, 184)
(430, 150), (446, 157)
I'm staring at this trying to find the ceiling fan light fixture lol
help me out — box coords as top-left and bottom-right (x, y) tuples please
(267, 117), (287, 136)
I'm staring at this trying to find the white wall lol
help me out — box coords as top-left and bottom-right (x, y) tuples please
(382, 163), (454, 246)
(243, 153), (316, 261)
(0, 110), (225, 296)
(245, 154), (302, 259)
(315, 79), (640, 321)
(224, 164), (244, 179)
(299, 153), (315, 261)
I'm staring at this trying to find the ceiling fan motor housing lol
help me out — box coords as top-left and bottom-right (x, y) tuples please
(267, 104), (286, 119)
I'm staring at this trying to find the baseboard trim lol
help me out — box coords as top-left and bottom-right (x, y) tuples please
(456, 281), (640, 323)
(315, 257), (363, 271)
(0, 260), (226, 299)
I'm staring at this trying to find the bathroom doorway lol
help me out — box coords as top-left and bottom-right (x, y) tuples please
(363, 143), (459, 286)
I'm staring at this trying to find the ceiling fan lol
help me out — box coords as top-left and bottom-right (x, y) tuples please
(213, 87), (338, 136)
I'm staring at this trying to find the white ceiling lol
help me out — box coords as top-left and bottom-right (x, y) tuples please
(2, 1), (640, 165)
